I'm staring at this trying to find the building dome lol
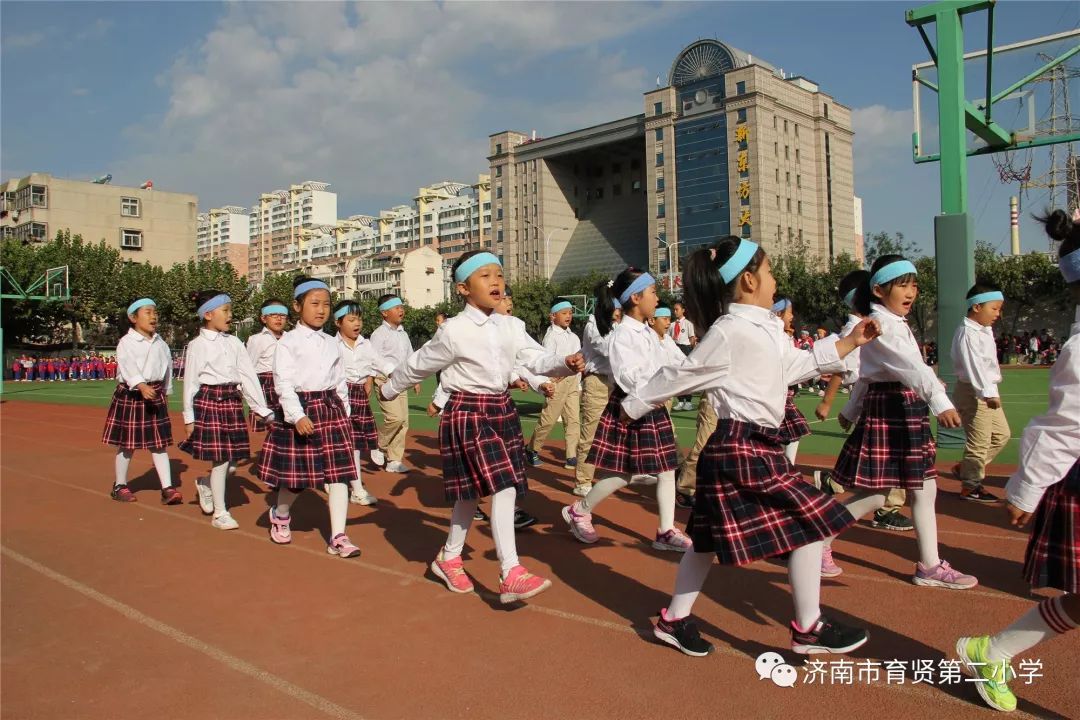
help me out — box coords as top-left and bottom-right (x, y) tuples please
(668, 39), (768, 87)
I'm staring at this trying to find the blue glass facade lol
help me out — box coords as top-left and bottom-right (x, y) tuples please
(674, 79), (730, 254)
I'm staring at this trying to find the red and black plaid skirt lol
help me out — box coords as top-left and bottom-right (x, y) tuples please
(689, 419), (855, 566)
(257, 389), (356, 490)
(347, 382), (378, 451)
(832, 383), (937, 490)
(586, 390), (678, 476)
(249, 372), (279, 432)
(178, 384), (250, 462)
(101, 381), (172, 450)
(1023, 460), (1079, 593)
(778, 388), (810, 444)
(439, 391), (527, 501)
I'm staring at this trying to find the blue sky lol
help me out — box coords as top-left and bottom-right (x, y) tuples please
(2, 1), (1077, 255)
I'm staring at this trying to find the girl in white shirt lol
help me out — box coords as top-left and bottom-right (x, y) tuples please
(772, 297), (811, 466)
(257, 277), (360, 558)
(334, 300), (378, 507)
(102, 297), (180, 505)
(573, 281), (621, 496)
(562, 268), (692, 552)
(381, 250), (585, 604)
(180, 290), (273, 530)
(956, 208), (1080, 712)
(245, 299), (288, 431)
(620, 237), (879, 657)
(829, 254), (977, 589)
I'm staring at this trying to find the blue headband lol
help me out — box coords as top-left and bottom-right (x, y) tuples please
(869, 260), (917, 289)
(334, 305), (360, 320)
(550, 300), (572, 314)
(967, 291), (1004, 308)
(653, 307), (672, 318)
(261, 304), (288, 316)
(771, 298), (791, 314)
(127, 298), (155, 316)
(1061, 248), (1080, 284)
(843, 287), (858, 310)
(197, 293), (230, 317)
(379, 297), (403, 312)
(618, 273), (656, 304)
(719, 240), (760, 284)
(612, 298), (622, 309)
(454, 252), (502, 283)
(294, 280), (330, 298)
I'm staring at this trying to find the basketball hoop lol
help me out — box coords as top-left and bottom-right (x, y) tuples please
(992, 147), (1032, 184)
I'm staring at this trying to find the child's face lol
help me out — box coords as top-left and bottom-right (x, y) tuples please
(736, 254), (777, 310)
(612, 308), (622, 324)
(779, 304), (794, 332)
(205, 303), (232, 333)
(673, 303), (685, 319)
(496, 296), (514, 316)
(651, 315), (672, 335)
(551, 307), (573, 328)
(630, 282), (659, 317)
(381, 303), (405, 325)
(294, 289), (331, 329)
(263, 313), (287, 334)
(875, 278), (919, 317)
(435, 314), (446, 326)
(337, 312), (362, 340)
(456, 263), (504, 312)
(969, 299), (1003, 327)
(130, 305), (158, 336)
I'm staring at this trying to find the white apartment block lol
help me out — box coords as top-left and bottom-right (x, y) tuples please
(247, 181), (338, 282)
(196, 206), (250, 278)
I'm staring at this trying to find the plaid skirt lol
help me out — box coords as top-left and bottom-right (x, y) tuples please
(178, 384), (250, 462)
(347, 382), (378, 451)
(1023, 460), (1080, 593)
(249, 372), (279, 431)
(778, 389), (810, 444)
(101, 381), (172, 450)
(586, 390), (678, 476)
(257, 389), (356, 490)
(439, 391), (528, 501)
(833, 383), (937, 490)
(689, 419), (855, 566)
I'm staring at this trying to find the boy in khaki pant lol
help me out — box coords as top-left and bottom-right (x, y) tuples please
(950, 284), (1010, 504)
(675, 396), (717, 506)
(528, 298), (582, 469)
(370, 294), (417, 474)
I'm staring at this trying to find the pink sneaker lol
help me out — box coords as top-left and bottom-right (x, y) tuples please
(821, 545), (843, 577)
(913, 560), (978, 589)
(327, 533), (360, 558)
(269, 508), (291, 545)
(561, 502), (598, 544)
(431, 552), (474, 593)
(652, 528), (693, 552)
(498, 565), (552, 604)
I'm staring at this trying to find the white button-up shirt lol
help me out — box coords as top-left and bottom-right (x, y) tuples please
(116, 328), (173, 393)
(623, 303), (844, 426)
(610, 314), (687, 395)
(542, 324), (582, 389)
(582, 315), (614, 376)
(841, 305), (954, 421)
(369, 321), (414, 378)
(658, 333), (687, 366)
(337, 333), (378, 384)
(382, 303), (571, 401)
(950, 317), (1002, 399)
(182, 329), (270, 424)
(246, 327), (281, 374)
(838, 314), (862, 387)
(669, 316), (695, 347)
(1005, 307), (1080, 512)
(273, 323), (349, 424)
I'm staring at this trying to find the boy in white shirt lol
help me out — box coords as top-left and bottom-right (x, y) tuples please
(527, 298), (582, 469)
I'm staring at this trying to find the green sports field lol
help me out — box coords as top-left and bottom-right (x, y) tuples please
(1, 368), (1050, 466)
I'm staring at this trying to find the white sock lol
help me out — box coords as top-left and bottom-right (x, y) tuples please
(114, 450), (133, 486)
(655, 470), (677, 532)
(824, 491), (888, 547)
(581, 475), (629, 513)
(666, 550), (714, 619)
(350, 450), (368, 496)
(276, 488), (301, 519)
(327, 483), (349, 537)
(910, 478), (941, 568)
(150, 451), (172, 489)
(789, 542), (824, 630)
(443, 498), (479, 560)
(490, 487), (520, 577)
(784, 441), (799, 465)
(987, 596), (1079, 664)
(210, 462), (229, 517)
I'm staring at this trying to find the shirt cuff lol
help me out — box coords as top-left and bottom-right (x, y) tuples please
(929, 391), (955, 416)
(980, 383), (999, 399)
(621, 395), (654, 421)
(381, 382), (401, 401)
(127, 374), (147, 388)
(1004, 475), (1043, 514)
(811, 337), (845, 374)
(182, 411), (195, 424)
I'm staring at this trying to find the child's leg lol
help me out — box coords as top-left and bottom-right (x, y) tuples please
(209, 461), (230, 516)
(909, 478), (940, 567)
(114, 449), (133, 485)
(275, 488), (301, 517)
(149, 450), (173, 489)
(442, 497), (480, 560)
(350, 450), (369, 496)
(784, 441), (799, 465)
(986, 405), (1012, 468)
(579, 474), (630, 513)
(490, 487), (519, 576)
(824, 490), (888, 547)
(563, 388), (581, 460)
(987, 595), (1079, 664)
(956, 384), (992, 490)
(666, 550), (715, 618)
(655, 470), (677, 532)
(789, 541), (824, 629)
(528, 387), (565, 454)
(327, 483), (349, 536)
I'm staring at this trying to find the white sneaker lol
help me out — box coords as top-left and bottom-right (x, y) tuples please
(369, 449), (386, 467)
(212, 512), (239, 530)
(195, 478), (214, 515)
(350, 490), (377, 506)
(385, 461), (410, 474)
(629, 474), (658, 486)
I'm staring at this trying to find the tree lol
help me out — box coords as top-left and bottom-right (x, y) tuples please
(863, 230), (921, 268)
(973, 241), (1067, 335)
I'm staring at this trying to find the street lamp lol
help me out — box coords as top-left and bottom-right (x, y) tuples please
(543, 226), (569, 279)
(656, 234), (675, 294)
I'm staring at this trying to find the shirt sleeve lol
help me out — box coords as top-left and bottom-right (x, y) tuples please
(781, 335), (845, 387)
(622, 331), (729, 420)
(273, 338), (306, 425)
(872, 322), (954, 415)
(515, 325), (574, 378)
(960, 333), (999, 399)
(234, 338), (272, 419)
(432, 382), (450, 409)
(181, 341), (202, 424)
(370, 328), (396, 377)
(117, 337), (147, 389)
(161, 341), (174, 396)
(382, 326), (454, 400)
(610, 330), (652, 393)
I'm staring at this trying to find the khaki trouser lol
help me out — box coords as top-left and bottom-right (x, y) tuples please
(529, 376), (581, 460)
(954, 380), (1011, 489)
(678, 396), (718, 494)
(373, 375), (409, 463)
(575, 373), (613, 487)
(883, 488), (907, 511)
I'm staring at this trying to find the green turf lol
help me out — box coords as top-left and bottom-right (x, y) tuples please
(2, 368), (1049, 466)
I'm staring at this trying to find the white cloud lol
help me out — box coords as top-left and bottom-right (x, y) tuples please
(851, 104), (913, 174)
(72, 87), (90, 97)
(77, 18), (113, 41)
(2, 31), (46, 50)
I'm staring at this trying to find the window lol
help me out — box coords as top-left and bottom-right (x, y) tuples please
(532, 182), (537, 193)
(798, 201), (803, 215)
(595, 187), (604, 200)
(496, 166), (503, 177)
(423, 213), (433, 221)
(824, 104), (829, 118)
(736, 108), (747, 123)
(798, 229), (804, 242)
(787, 198), (792, 212)
(795, 149), (800, 163)
(656, 177), (665, 192)
(632, 180), (642, 192)
(655, 153), (664, 167)
(532, 204), (537, 217)
(654, 101), (663, 115)
(495, 186), (503, 199)
(496, 208), (503, 220)
(613, 183), (622, 196)
(654, 128), (663, 142)
(657, 202), (665, 219)
(121, 197), (140, 217)
(784, 119), (788, 133)
(30, 185), (47, 208)
(495, 143), (503, 154)
(120, 229), (143, 249)
(776, 195), (781, 209)
(796, 175), (801, 188)
(794, 124), (799, 138)
(775, 168), (780, 182)
(774, 142), (778, 156)
(786, 171), (791, 185)
(785, 145), (790, 159)
(736, 81), (745, 95)
(773, 115), (777, 129)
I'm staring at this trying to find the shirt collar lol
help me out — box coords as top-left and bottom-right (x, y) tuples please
(336, 332), (367, 347)
(293, 322), (322, 338)
(549, 323), (571, 334)
(381, 320), (405, 332)
(964, 317), (993, 334)
(731, 303), (782, 329)
(463, 302), (499, 326)
(199, 328), (222, 341)
(126, 328), (157, 343)
(872, 304), (908, 324)
(620, 314), (647, 332)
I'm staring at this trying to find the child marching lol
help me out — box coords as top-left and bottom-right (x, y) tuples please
(246, 299), (289, 431)
(572, 281), (621, 498)
(370, 294), (416, 473)
(772, 297), (812, 466)
(334, 300), (379, 506)
(526, 297), (582, 469)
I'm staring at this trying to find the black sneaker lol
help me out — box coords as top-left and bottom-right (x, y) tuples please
(960, 486), (1001, 504)
(513, 508), (537, 529)
(473, 508), (489, 522)
(871, 509), (914, 531)
(654, 611), (714, 657)
(790, 615), (868, 654)
(675, 491), (694, 509)
(528, 451), (542, 467)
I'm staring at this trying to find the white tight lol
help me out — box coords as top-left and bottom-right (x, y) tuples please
(114, 449), (172, 488)
(350, 451), (369, 496)
(825, 479), (941, 567)
(784, 441), (799, 465)
(209, 461), (229, 517)
(275, 484), (350, 537)
(581, 470), (678, 532)
(443, 487), (518, 576)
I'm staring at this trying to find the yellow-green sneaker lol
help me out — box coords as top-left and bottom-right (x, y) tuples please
(956, 636), (1017, 712)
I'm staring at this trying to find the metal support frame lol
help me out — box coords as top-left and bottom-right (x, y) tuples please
(0, 265), (71, 397)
